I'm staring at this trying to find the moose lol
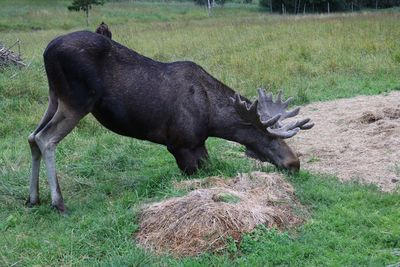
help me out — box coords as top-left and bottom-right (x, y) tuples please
(27, 26), (313, 213)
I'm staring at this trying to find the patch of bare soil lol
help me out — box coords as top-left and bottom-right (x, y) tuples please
(136, 172), (305, 256)
(288, 91), (400, 192)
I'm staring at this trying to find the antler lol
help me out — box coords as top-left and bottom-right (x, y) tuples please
(231, 89), (314, 139)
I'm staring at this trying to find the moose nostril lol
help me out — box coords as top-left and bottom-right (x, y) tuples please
(283, 158), (300, 173)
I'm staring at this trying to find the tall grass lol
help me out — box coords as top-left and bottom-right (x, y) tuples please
(2, 3), (399, 104)
(0, 1), (399, 266)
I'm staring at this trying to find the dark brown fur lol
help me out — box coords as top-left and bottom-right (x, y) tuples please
(27, 31), (300, 212)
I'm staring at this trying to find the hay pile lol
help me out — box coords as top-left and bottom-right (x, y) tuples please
(288, 91), (400, 191)
(136, 172), (305, 256)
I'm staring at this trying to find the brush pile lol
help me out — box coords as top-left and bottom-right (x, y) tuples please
(136, 172), (305, 256)
(0, 41), (25, 69)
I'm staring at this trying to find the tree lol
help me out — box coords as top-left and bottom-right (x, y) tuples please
(259, 0), (400, 13)
(193, 0), (230, 16)
(68, 0), (105, 27)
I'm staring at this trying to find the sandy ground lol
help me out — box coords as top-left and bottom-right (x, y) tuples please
(288, 91), (400, 192)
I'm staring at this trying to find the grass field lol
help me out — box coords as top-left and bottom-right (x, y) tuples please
(1, 0), (400, 266)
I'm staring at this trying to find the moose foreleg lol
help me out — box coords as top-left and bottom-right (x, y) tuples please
(169, 145), (209, 175)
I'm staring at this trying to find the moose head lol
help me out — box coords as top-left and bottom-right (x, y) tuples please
(231, 89), (313, 172)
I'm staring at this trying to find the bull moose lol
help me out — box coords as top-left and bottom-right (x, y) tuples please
(27, 26), (313, 213)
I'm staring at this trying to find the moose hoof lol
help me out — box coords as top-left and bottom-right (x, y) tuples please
(182, 167), (198, 176)
(50, 202), (68, 216)
(25, 197), (40, 208)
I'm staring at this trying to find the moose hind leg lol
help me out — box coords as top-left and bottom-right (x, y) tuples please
(27, 92), (58, 206)
(34, 102), (86, 213)
(27, 137), (42, 206)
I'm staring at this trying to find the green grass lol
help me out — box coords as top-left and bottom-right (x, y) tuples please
(1, 1), (400, 266)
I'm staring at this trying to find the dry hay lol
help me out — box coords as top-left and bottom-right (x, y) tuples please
(288, 91), (400, 192)
(136, 172), (305, 257)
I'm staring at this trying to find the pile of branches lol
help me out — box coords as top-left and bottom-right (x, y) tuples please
(0, 40), (26, 69)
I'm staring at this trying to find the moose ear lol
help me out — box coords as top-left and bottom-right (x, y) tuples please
(95, 22), (112, 40)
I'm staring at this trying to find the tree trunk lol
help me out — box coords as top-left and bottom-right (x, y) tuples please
(270, 0), (273, 12)
(375, 0), (378, 9)
(327, 1), (330, 13)
(351, 2), (354, 12)
(207, 0), (212, 16)
(86, 8), (89, 26)
(303, 3), (306, 14)
(297, 0), (301, 13)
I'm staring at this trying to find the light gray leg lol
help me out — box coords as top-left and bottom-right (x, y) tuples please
(41, 141), (64, 212)
(27, 133), (41, 206)
(34, 102), (85, 213)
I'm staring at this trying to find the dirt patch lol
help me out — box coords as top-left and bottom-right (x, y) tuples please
(136, 172), (305, 256)
(288, 91), (400, 192)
